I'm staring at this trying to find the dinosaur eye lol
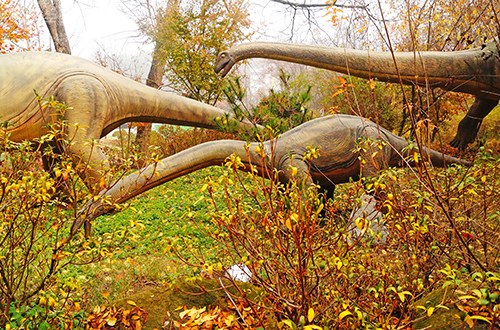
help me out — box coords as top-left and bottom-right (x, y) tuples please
(221, 54), (226, 58)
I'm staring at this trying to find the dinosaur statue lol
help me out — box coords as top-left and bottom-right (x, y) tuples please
(214, 40), (500, 149)
(0, 51), (250, 189)
(75, 114), (470, 234)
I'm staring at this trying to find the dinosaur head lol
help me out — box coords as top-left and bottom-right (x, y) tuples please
(214, 51), (235, 77)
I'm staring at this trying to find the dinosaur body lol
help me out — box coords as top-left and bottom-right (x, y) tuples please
(1, 51), (244, 187)
(215, 41), (500, 148)
(78, 114), (469, 230)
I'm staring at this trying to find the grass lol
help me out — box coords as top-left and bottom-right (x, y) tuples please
(62, 166), (246, 308)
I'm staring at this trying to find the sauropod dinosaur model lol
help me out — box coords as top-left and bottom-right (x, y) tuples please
(215, 40), (500, 149)
(0, 51), (250, 189)
(76, 114), (470, 233)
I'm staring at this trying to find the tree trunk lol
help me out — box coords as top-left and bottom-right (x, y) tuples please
(135, 42), (166, 161)
(36, 0), (71, 54)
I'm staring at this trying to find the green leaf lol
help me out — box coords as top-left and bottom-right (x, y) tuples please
(397, 291), (413, 302)
(279, 319), (297, 330)
(478, 298), (489, 306)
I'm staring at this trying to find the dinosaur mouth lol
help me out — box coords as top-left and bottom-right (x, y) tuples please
(215, 59), (234, 78)
(221, 63), (232, 77)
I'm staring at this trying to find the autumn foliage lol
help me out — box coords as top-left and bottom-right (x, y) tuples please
(0, 0), (41, 53)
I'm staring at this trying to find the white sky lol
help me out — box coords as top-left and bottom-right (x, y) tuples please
(31, 1), (340, 57)
(23, 0), (351, 89)
(62, 0), (143, 58)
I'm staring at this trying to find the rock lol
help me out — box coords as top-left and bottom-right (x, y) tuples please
(349, 194), (389, 243)
(413, 281), (493, 330)
(111, 277), (272, 330)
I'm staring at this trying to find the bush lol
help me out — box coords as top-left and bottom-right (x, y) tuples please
(150, 125), (238, 158)
(0, 97), (131, 328)
(167, 136), (499, 329)
(221, 72), (320, 138)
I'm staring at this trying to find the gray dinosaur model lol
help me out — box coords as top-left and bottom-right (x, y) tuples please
(215, 40), (500, 149)
(76, 114), (470, 233)
(0, 51), (248, 189)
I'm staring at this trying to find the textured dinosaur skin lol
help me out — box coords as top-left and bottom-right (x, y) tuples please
(77, 114), (470, 232)
(0, 51), (245, 188)
(215, 40), (500, 148)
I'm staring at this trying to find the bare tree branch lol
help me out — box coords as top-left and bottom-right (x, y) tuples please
(269, 0), (367, 9)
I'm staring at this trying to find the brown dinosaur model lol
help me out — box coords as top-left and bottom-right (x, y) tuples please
(214, 40), (500, 149)
(76, 114), (470, 233)
(0, 51), (248, 188)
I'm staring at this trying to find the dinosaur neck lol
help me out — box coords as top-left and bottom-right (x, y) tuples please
(102, 140), (268, 204)
(231, 42), (499, 99)
(100, 74), (236, 137)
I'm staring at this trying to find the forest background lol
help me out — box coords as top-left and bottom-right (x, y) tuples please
(1, 0), (500, 329)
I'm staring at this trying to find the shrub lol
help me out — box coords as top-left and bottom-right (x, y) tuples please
(0, 97), (131, 328)
(150, 125), (238, 158)
(167, 136), (499, 328)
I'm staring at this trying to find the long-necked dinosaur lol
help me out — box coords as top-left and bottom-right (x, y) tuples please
(214, 40), (500, 149)
(76, 114), (470, 233)
(1, 51), (249, 189)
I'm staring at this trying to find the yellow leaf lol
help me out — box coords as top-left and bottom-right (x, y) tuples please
(369, 79), (376, 90)
(427, 307), (435, 317)
(397, 291), (412, 302)
(308, 308), (315, 322)
(285, 218), (293, 231)
(339, 310), (352, 320)
(355, 26), (367, 34)
(355, 218), (365, 230)
(413, 152), (419, 164)
(127, 300), (137, 306)
(280, 319), (295, 329)
(465, 316), (474, 329)
(106, 316), (117, 326)
(469, 315), (492, 324)
(304, 326), (323, 330)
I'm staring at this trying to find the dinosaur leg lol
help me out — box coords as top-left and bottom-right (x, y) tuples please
(56, 76), (110, 236)
(40, 142), (73, 200)
(56, 76), (110, 187)
(450, 98), (499, 149)
(350, 137), (391, 242)
(278, 157), (314, 189)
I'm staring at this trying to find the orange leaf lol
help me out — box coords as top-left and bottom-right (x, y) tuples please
(331, 88), (345, 99)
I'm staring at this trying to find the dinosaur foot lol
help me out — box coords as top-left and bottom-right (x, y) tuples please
(449, 133), (476, 150)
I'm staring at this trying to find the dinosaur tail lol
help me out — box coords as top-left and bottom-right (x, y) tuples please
(421, 147), (472, 168)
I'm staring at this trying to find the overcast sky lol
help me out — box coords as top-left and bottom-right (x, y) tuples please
(22, 0), (352, 92)
(29, 1), (338, 57)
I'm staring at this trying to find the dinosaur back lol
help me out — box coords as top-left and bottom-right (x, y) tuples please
(0, 52), (110, 140)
